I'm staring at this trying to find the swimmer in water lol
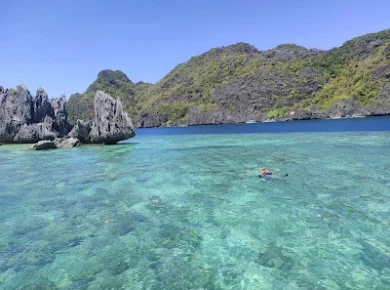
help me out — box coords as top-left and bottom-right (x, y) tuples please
(259, 168), (288, 178)
(259, 168), (272, 178)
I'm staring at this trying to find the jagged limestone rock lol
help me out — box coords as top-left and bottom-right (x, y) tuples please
(69, 91), (135, 144)
(0, 85), (72, 143)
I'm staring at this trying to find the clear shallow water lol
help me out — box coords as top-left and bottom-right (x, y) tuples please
(1, 119), (390, 289)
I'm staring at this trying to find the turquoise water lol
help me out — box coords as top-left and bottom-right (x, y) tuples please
(1, 124), (390, 289)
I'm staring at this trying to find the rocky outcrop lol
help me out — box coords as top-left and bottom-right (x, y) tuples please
(0, 85), (72, 143)
(1, 86), (35, 142)
(94, 91), (135, 143)
(261, 44), (323, 62)
(50, 95), (72, 135)
(16, 85), (35, 123)
(70, 91), (135, 144)
(33, 88), (53, 123)
(187, 107), (210, 126)
(31, 140), (57, 150)
(14, 117), (57, 143)
(1, 85), (134, 144)
(69, 120), (93, 143)
(327, 98), (371, 118)
(187, 106), (267, 126)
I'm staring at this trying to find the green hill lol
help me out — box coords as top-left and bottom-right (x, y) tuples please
(67, 29), (390, 127)
(67, 70), (152, 124)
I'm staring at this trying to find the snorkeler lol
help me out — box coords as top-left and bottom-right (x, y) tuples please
(259, 168), (272, 178)
(259, 168), (288, 178)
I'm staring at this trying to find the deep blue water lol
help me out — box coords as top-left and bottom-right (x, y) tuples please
(136, 116), (390, 136)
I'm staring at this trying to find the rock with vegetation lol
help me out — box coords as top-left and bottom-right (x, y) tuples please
(69, 91), (135, 144)
(30, 140), (57, 150)
(67, 70), (152, 124)
(66, 29), (390, 127)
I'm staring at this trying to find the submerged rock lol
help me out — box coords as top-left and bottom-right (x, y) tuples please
(31, 140), (57, 150)
(70, 91), (135, 144)
(255, 243), (294, 271)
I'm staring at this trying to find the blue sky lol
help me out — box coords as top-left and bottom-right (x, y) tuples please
(1, 0), (389, 97)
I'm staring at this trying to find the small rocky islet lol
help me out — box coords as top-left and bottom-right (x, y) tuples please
(0, 86), (135, 149)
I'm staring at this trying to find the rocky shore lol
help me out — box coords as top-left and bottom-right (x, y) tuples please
(0, 86), (135, 148)
(137, 98), (390, 128)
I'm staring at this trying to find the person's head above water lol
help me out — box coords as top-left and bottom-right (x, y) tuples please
(260, 168), (272, 175)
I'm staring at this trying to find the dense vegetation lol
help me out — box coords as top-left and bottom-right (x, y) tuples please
(68, 29), (390, 126)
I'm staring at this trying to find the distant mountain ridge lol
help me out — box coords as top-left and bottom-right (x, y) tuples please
(67, 29), (390, 127)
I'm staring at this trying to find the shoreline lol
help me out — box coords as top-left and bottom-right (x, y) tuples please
(137, 113), (390, 129)
(2, 115), (389, 144)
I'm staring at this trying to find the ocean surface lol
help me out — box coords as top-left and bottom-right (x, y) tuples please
(1, 117), (390, 289)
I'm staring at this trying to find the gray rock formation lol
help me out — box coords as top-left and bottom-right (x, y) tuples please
(16, 85), (35, 123)
(261, 44), (323, 62)
(14, 117), (57, 143)
(1, 86), (34, 142)
(137, 110), (168, 128)
(50, 95), (72, 135)
(0, 85), (72, 143)
(69, 120), (92, 143)
(31, 140), (57, 150)
(70, 91), (135, 144)
(33, 87), (53, 123)
(187, 106), (267, 126)
(327, 98), (370, 118)
(187, 107), (210, 126)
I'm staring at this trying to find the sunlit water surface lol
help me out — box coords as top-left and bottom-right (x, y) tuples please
(1, 118), (390, 289)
